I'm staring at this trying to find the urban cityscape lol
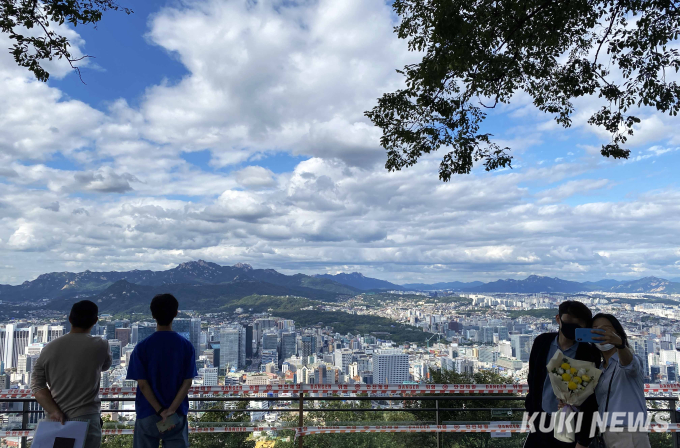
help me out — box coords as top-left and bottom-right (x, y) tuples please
(2, 262), (679, 445)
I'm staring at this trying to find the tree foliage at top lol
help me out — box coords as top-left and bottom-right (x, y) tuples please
(0, 0), (132, 81)
(366, 0), (680, 180)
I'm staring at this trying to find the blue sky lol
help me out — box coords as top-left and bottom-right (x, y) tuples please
(0, 0), (679, 285)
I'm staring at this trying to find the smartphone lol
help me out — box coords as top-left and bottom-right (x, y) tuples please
(575, 328), (602, 343)
(156, 413), (180, 433)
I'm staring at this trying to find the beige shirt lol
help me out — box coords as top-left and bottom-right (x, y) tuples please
(31, 333), (112, 418)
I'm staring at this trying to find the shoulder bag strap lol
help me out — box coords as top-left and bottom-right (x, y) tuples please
(598, 363), (618, 447)
(604, 364), (617, 413)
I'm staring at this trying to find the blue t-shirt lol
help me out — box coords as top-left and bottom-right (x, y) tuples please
(126, 331), (197, 418)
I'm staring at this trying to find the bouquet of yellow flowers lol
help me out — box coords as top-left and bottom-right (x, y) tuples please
(547, 350), (602, 442)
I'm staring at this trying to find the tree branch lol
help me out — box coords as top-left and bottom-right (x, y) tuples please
(594, 3), (621, 66)
(35, 16), (90, 84)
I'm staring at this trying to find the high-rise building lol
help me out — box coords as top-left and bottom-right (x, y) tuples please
(498, 341), (513, 358)
(34, 325), (64, 343)
(220, 326), (246, 371)
(254, 318), (277, 354)
(245, 325), (254, 359)
(105, 323), (116, 340)
(315, 364), (328, 384)
(348, 362), (359, 379)
(280, 332), (297, 364)
(174, 318), (201, 359)
(334, 348), (353, 374)
(17, 354), (35, 374)
(478, 347), (498, 363)
(300, 335), (317, 359)
(495, 326), (509, 341)
(629, 337), (647, 376)
(123, 344), (135, 366)
(204, 349), (215, 368)
(448, 321), (463, 333)
(278, 320), (295, 330)
(108, 340), (122, 367)
(104, 320), (129, 340)
(372, 349), (409, 385)
(667, 364), (678, 382)
(455, 358), (476, 375)
(262, 332), (278, 351)
(199, 367), (219, 386)
(651, 365), (661, 382)
(261, 349), (278, 368)
(1, 325), (32, 369)
(480, 327), (495, 344)
(510, 334), (532, 362)
(100, 370), (111, 388)
(131, 323), (156, 344)
(209, 343), (221, 370)
(115, 328), (131, 347)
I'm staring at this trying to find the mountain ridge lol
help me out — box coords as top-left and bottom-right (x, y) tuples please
(463, 275), (589, 293)
(2, 263), (680, 307)
(0, 260), (359, 304)
(314, 272), (404, 291)
(402, 281), (484, 291)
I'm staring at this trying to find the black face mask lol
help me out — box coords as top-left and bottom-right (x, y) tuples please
(559, 321), (581, 340)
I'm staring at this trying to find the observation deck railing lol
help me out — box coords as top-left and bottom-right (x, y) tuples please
(1, 383), (679, 448)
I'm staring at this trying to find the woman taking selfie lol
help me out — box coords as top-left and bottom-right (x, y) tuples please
(591, 313), (650, 448)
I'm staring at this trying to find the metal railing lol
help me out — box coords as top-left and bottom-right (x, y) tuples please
(1, 393), (679, 448)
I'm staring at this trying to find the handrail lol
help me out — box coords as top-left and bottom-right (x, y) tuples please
(2, 382), (680, 398)
(1, 392), (677, 448)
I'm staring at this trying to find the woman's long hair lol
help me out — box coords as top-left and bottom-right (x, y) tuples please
(592, 313), (630, 349)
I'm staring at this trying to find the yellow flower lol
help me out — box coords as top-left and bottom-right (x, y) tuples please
(561, 373), (572, 381)
(573, 376), (582, 384)
(568, 381), (578, 390)
(561, 363), (571, 370)
(570, 368), (578, 375)
(582, 374), (591, 382)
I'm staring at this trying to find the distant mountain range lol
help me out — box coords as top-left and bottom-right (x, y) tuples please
(324, 273), (680, 295)
(580, 279), (626, 290)
(0, 260), (359, 311)
(463, 275), (680, 294)
(609, 277), (680, 294)
(401, 281), (485, 291)
(461, 275), (587, 293)
(2, 261), (679, 315)
(314, 272), (404, 291)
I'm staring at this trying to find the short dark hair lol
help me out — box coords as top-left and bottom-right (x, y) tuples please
(592, 313), (629, 348)
(150, 294), (178, 326)
(69, 300), (99, 329)
(558, 300), (593, 327)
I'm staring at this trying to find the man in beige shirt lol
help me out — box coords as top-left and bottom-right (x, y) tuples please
(31, 300), (112, 448)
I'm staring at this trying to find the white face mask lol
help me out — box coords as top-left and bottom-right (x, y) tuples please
(596, 343), (615, 352)
(595, 332), (620, 352)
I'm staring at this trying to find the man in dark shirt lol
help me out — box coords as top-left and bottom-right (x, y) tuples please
(127, 294), (197, 448)
(524, 300), (601, 448)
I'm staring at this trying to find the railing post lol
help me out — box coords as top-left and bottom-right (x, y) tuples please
(298, 392), (304, 448)
(20, 401), (29, 448)
(670, 398), (678, 448)
(435, 399), (440, 448)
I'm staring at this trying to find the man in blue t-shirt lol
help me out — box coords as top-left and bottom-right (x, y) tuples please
(127, 294), (197, 448)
